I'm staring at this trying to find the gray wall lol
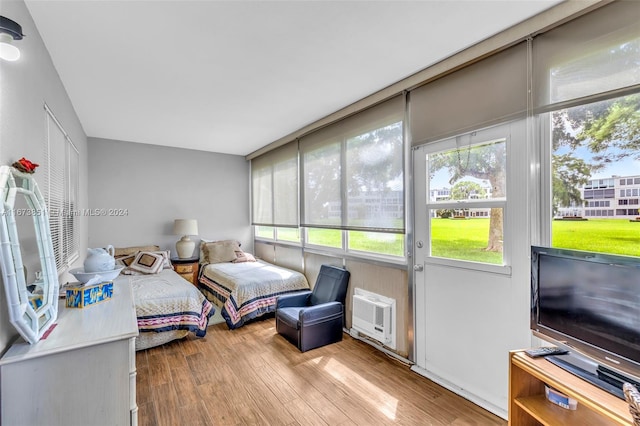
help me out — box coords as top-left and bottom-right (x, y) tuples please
(87, 138), (251, 256)
(0, 0), (89, 351)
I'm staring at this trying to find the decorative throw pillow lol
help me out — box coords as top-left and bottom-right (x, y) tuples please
(232, 250), (256, 263)
(148, 250), (172, 269)
(115, 254), (137, 267)
(203, 240), (240, 264)
(115, 245), (160, 258)
(128, 251), (164, 274)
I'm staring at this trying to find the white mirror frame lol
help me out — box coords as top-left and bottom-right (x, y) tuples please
(0, 165), (59, 344)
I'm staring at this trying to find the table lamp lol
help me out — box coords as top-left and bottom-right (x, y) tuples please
(173, 219), (198, 259)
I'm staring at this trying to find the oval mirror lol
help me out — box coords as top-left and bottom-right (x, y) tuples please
(0, 165), (59, 344)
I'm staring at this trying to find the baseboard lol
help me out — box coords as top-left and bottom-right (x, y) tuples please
(410, 365), (508, 420)
(346, 327), (412, 366)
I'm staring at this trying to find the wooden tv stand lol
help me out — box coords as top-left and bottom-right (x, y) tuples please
(509, 350), (634, 425)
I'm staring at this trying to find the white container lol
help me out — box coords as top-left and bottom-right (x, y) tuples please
(84, 245), (116, 272)
(69, 267), (123, 284)
(545, 385), (578, 410)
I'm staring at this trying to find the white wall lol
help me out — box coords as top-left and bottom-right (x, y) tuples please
(0, 0), (88, 351)
(87, 138), (251, 256)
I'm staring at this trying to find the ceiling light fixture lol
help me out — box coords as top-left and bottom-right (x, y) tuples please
(0, 16), (24, 62)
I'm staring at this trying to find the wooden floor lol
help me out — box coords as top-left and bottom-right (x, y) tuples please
(136, 317), (507, 426)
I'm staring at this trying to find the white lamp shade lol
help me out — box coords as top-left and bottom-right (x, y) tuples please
(173, 219), (198, 236)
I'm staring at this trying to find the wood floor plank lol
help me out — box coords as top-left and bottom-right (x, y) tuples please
(176, 401), (213, 426)
(137, 401), (157, 426)
(197, 382), (244, 425)
(284, 397), (329, 426)
(150, 382), (181, 426)
(262, 349), (351, 425)
(147, 351), (171, 387)
(136, 318), (507, 426)
(169, 365), (200, 407)
(136, 364), (152, 405)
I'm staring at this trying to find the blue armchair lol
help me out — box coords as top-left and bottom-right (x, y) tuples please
(276, 265), (350, 352)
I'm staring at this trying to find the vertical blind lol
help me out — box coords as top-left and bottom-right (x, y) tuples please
(251, 141), (298, 227)
(532, 0), (640, 110)
(300, 95), (405, 232)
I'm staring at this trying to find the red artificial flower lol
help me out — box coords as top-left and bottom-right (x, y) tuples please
(18, 158), (39, 171)
(12, 157), (40, 174)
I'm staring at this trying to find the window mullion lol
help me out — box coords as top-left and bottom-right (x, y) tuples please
(340, 138), (347, 237)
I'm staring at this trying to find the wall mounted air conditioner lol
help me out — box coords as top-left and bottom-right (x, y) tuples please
(351, 288), (396, 350)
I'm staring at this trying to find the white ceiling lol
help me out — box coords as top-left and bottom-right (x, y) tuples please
(25, 0), (561, 156)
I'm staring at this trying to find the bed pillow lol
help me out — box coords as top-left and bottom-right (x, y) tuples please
(202, 240), (240, 264)
(148, 250), (173, 269)
(115, 254), (137, 267)
(232, 250), (256, 263)
(115, 245), (160, 258)
(199, 238), (241, 261)
(128, 251), (165, 274)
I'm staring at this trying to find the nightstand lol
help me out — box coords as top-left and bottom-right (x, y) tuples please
(170, 256), (199, 286)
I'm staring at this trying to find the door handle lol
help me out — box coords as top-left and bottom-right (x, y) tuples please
(413, 264), (424, 272)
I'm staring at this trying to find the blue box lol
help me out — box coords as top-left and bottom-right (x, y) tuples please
(545, 385), (577, 410)
(65, 281), (113, 308)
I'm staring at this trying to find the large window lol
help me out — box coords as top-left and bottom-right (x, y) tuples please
(254, 96), (406, 259)
(251, 142), (298, 228)
(43, 104), (79, 273)
(300, 96), (405, 258)
(534, 1), (640, 257)
(424, 126), (507, 265)
(549, 94), (640, 257)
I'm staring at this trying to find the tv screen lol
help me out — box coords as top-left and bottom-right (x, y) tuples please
(531, 246), (640, 381)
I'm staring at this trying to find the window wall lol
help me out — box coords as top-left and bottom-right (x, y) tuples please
(251, 1), (640, 265)
(535, 1), (640, 257)
(253, 96), (406, 261)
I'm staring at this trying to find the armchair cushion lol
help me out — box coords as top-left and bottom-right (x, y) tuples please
(276, 291), (312, 309)
(275, 264), (350, 352)
(276, 307), (303, 330)
(310, 266), (350, 306)
(300, 302), (342, 325)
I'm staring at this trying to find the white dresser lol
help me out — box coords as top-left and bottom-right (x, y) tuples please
(0, 276), (139, 426)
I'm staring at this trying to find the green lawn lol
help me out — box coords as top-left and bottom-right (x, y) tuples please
(259, 218), (640, 262)
(431, 218), (503, 264)
(551, 219), (640, 256)
(430, 218), (640, 263)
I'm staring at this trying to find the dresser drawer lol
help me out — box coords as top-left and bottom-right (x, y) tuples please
(174, 263), (194, 274)
(171, 259), (199, 285)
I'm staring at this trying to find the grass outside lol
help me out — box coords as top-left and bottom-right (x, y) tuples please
(551, 219), (640, 257)
(431, 218), (503, 264)
(431, 217), (640, 263)
(259, 218), (640, 262)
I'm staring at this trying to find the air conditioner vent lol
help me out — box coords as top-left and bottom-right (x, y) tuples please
(351, 288), (396, 349)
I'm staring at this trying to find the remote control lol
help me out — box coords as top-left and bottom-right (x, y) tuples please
(525, 346), (569, 358)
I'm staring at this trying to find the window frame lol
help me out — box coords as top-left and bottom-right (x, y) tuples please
(421, 124), (511, 273)
(43, 103), (79, 274)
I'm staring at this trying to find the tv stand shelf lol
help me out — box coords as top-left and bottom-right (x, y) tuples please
(509, 350), (633, 425)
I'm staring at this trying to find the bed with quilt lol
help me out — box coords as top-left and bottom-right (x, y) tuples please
(197, 240), (309, 329)
(115, 245), (215, 350)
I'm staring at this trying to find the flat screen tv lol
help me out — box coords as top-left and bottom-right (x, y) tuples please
(531, 245), (640, 388)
